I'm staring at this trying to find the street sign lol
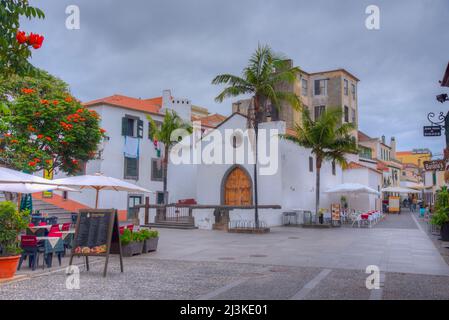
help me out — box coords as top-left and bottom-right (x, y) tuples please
(423, 126), (442, 137)
(424, 160), (445, 171)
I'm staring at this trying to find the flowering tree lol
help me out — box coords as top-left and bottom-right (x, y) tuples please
(0, 0), (45, 76)
(0, 81), (106, 175)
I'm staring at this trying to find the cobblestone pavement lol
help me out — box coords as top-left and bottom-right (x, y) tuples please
(2, 209), (449, 300)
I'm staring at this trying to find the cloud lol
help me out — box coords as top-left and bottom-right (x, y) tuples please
(22, 0), (449, 155)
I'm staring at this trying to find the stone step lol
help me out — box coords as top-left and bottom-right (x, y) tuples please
(146, 222), (197, 230)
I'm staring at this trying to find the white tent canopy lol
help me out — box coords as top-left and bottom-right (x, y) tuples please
(400, 181), (425, 190)
(52, 174), (152, 208)
(381, 186), (420, 194)
(0, 167), (56, 185)
(0, 183), (79, 194)
(325, 183), (380, 196)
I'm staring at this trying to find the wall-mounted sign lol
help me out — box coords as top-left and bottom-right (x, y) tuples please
(424, 160), (445, 171)
(423, 126), (442, 137)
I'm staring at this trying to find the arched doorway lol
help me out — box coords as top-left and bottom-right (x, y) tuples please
(222, 166), (253, 206)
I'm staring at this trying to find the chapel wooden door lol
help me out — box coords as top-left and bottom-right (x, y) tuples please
(224, 167), (252, 206)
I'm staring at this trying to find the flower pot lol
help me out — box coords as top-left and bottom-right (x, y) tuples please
(142, 237), (159, 253)
(441, 222), (449, 241)
(0, 255), (21, 279)
(121, 241), (144, 257)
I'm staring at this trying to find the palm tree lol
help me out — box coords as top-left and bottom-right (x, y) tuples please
(148, 110), (192, 204)
(212, 44), (301, 228)
(282, 107), (358, 217)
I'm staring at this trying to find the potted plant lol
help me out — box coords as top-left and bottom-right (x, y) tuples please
(431, 187), (449, 241)
(120, 228), (144, 257)
(141, 229), (159, 253)
(0, 201), (29, 279)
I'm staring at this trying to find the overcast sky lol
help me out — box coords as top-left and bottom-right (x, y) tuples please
(22, 0), (449, 155)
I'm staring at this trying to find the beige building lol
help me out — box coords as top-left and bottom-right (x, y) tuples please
(232, 63), (359, 138)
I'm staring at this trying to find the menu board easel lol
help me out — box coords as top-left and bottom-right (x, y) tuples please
(331, 203), (341, 227)
(69, 209), (123, 277)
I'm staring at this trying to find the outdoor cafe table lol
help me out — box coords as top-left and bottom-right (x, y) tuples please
(36, 236), (65, 268)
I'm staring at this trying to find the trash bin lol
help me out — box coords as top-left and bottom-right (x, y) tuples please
(419, 207), (425, 217)
(282, 211), (297, 225)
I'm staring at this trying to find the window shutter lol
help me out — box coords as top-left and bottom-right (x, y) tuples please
(121, 117), (128, 136)
(314, 80), (320, 95)
(137, 119), (144, 138)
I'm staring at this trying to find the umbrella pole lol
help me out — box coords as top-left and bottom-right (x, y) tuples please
(17, 193), (21, 211)
(95, 188), (99, 209)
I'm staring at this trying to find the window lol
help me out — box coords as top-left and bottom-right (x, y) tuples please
(314, 105), (326, 120)
(351, 84), (356, 100)
(301, 78), (308, 96)
(122, 116), (143, 138)
(124, 156), (139, 179)
(332, 160), (336, 175)
(127, 195), (143, 220)
(344, 106), (349, 123)
(351, 108), (356, 125)
(309, 157), (313, 172)
(151, 158), (163, 181)
(156, 191), (166, 204)
(148, 120), (162, 140)
(314, 79), (327, 96)
(344, 79), (349, 96)
(433, 172), (437, 186)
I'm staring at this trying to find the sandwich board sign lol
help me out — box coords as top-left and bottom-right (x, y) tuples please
(69, 209), (123, 277)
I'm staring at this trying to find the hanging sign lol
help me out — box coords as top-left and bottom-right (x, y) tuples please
(423, 160), (445, 171)
(423, 126), (442, 137)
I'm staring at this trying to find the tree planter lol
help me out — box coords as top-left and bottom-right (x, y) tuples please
(441, 222), (449, 241)
(0, 255), (21, 279)
(121, 242), (144, 257)
(142, 237), (159, 253)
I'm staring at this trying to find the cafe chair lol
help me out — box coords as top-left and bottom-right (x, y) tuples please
(18, 236), (42, 271)
(49, 224), (60, 234)
(61, 223), (71, 231)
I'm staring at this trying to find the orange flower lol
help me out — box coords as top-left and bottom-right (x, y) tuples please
(4, 133), (11, 137)
(10, 139), (18, 144)
(28, 161), (37, 167)
(65, 96), (73, 103)
(52, 100), (59, 106)
(37, 134), (44, 139)
(45, 136), (52, 142)
(100, 128), (106, 134)
(34, 158), (41, 163)
(27, 125), (36, 132)
(72, 159), (79, 165)
(45, 159), (52, 164)
(21, 88), (34, 94)
(40, 99), (49, 105)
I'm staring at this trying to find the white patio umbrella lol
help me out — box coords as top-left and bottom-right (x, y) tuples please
(325, 183), (380, 214)
(325, 183), (380, 195)
(0, 167), (56, 185)
(0, 183), (79, 194)
(381, 186), (420, 194)
(52, 174), (152, 208)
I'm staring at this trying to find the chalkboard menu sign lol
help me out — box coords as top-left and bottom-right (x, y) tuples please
(69, 209), (123, 277)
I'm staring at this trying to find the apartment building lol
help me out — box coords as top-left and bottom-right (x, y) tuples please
(232, 62), (359, 139)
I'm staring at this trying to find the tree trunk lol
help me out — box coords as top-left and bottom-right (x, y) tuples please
(315, 157), (322, 218)
(163, 145), (169, 204)
(253, 96), (260, 229)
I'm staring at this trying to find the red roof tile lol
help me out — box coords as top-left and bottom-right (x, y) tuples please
(83, 94), (163, 115)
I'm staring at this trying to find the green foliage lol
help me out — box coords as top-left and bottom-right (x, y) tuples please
(431, 187), (449, 226)
(139, 228), (159, 240)
(212, 44), (301, 114)
(0, 201), (29, 256)
(0, 0), (45, 77)
(120, 228), (132, 246)
(148, 110), (192, 148)
(0, 73), (105, 174)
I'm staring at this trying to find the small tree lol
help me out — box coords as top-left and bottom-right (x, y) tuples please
(282, 108), (358, 215)
(431, 187), (449, 226)
(148, 110), (192, 203)
(0, 201), (29, 257)
(0, 73), (106, 174)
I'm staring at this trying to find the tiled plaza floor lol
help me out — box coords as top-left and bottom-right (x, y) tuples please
(2, 209), (449, 300)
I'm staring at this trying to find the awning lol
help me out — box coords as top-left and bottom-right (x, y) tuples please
(325, 183), (380, 196)
(381, 186), (420, 194)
